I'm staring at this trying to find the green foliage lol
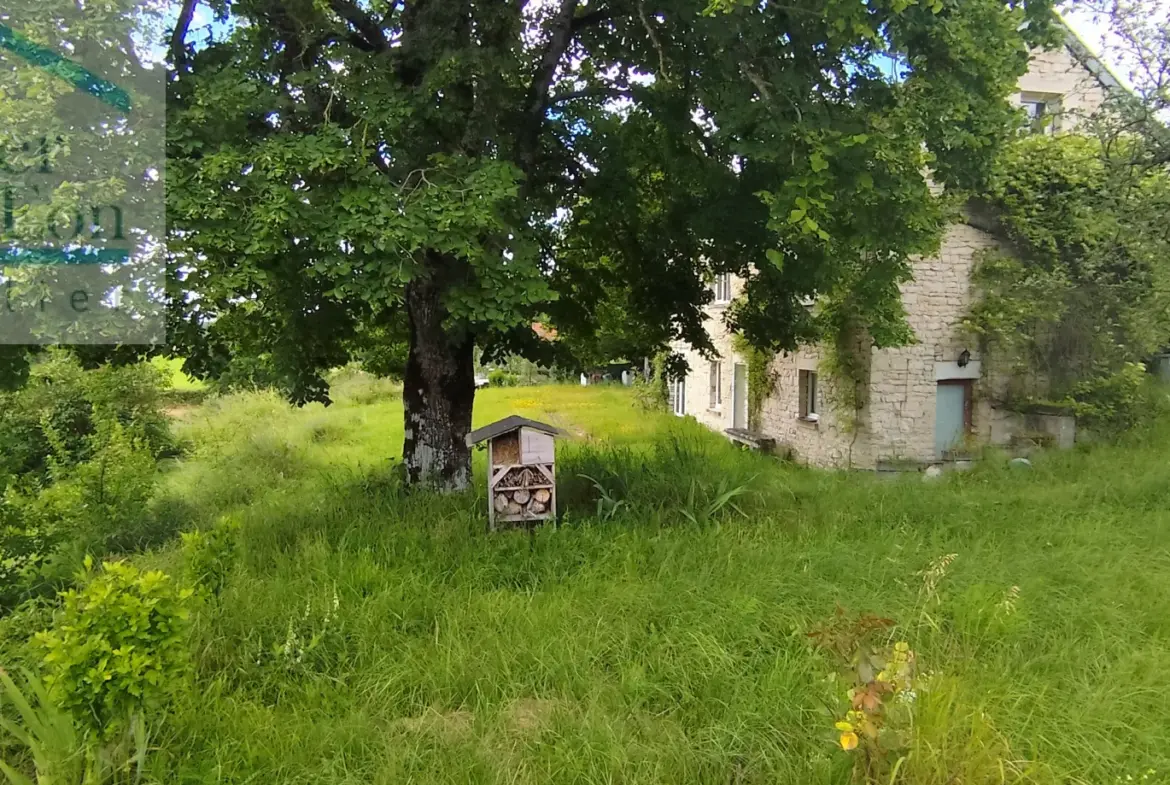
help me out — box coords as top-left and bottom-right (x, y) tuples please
(35, 559), (194, 737)
(808, 609), (921, 783)
(1, 408), (161, 610)
(0, 666), (153, 785)
(486, 369), (519, 387)
(0, 668), (87, 785)
(966, 135), (1170, 429)
(166, 0), (1055, 476)
(0, 352), (172, 485)
(182, 517), (241, 599)
(630, 351), (669, 413)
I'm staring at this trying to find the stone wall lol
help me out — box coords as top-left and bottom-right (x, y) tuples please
(671, 277), (744, 436)
(1017, 43), (1107, 129)
(865, 223), (1001, 465)
(757, 347), (869, 467)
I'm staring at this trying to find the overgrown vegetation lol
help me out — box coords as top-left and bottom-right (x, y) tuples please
(3, 378), (1169, 784)
(966, 134), (1170, 429)
(0, 353), (174, 610)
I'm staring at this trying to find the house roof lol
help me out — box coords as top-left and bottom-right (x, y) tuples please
(1060, 19), (1126, 94)
(465, 415), (561, 446)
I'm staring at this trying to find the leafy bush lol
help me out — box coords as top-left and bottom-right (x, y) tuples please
(0, 352), (172, 485)
(809, 609), (921, 783)
(487, 368), (519, 387)
(0, 414), (160, 609)
(631, 352), (668, 411)
(967, 135), (1170, 429)
(35, 559), (194, 738)
(182, 517), (241, 598)
(0, 666), (154, 785)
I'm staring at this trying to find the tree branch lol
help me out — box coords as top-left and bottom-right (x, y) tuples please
(329, 0), (389, 52)
(515, 0), (580, 177)
(571, 7), (616, 31)
(551, 85), (634, 103)
(170, 0), (199, 70)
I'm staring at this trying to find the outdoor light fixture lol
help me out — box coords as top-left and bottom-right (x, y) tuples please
(957, 349), (971, 368)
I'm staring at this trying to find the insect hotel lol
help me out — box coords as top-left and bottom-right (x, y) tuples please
(466, 415), (560, 529)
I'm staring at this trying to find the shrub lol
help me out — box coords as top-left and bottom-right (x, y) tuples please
(809, 609), (922, 784)
(1, 413), (160, 609)
(35, 559), (194, 737)
(0, 352), (172, 486)
(487, 368), (519, 387)
(182, 516), (241, 598)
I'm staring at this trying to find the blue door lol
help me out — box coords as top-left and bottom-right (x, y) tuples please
(934, 382), (969, 459)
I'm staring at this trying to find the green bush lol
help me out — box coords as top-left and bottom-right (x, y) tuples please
(0, 352), (172, 486)
(182, 516), (241, 598)
(487, 368), (520, 387)
(35, 559), (194, 737)
(0, 414), (160, 609)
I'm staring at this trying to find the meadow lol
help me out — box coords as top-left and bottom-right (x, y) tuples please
(119, 373), (1170, 785)
(4, 369), (1170, 785)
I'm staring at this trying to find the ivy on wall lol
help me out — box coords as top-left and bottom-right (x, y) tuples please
(815, 263), (916, 433)
(731, 334), (777, 432)
(964, 134), (1170, 430)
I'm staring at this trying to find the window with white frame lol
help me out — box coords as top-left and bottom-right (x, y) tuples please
(708, 360), (722, 409)
(798, 369), (818, 421)
(1020, 93), (1062, 135)
(712, 273), (732, 304)
(669, 375), (687, 416)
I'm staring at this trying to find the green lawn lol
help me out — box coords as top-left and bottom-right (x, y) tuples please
(145, 378), (1170, 785)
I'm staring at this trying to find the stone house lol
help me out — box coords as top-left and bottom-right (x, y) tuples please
(669, 31), (1116, 469)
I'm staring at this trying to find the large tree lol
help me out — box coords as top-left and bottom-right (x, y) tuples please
(167, 0), (1055, 489)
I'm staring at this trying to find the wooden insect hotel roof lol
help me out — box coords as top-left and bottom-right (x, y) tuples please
(465, 415), (561, 446)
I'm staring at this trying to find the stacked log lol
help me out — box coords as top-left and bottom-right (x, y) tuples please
(492, 478), (553, 518)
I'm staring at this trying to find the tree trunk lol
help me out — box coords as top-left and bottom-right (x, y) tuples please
(402, 266), (475, 491)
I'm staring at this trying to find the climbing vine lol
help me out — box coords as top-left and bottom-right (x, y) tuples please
(819, 323), (871, 434)
(815, 263), (916, 434)
(731, 334), (777, 431)
(964, 134), (1170, 430)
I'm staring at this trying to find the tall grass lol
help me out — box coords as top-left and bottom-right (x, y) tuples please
(118, 378), (1170, 783)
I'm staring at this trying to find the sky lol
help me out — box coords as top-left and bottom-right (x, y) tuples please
(1060, 0), (1170, 93)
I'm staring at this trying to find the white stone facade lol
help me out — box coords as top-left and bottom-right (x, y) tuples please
(671, 40), (1112, 468)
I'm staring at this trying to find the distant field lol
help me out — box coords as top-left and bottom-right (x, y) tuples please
(143, 377), (1170, 785)
(150, 355), (207, 392)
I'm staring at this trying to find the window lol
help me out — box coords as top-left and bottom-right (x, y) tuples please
(670, 376), (687, 416)
(1020, 93), (1062, 135)
(798, 369), (818, 421)
(708, 361), (722, 409)
(712, 273), (732, 304)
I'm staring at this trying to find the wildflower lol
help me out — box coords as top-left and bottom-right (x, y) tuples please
(839, 731), (859, 751)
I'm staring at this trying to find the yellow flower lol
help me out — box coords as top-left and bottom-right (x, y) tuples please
(894, 641), (910, 653)
(839, 731), (860, 751)
(834, 721), (854, 732)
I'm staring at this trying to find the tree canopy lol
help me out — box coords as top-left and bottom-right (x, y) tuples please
(167, 0), (1056, 488)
